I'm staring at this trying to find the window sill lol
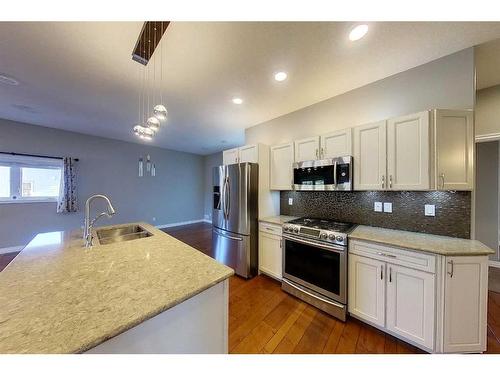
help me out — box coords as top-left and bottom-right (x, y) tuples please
(0, 199), (58, 205)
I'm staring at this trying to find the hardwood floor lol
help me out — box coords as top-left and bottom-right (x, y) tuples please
(1, 222), (498, 354)
(164, 222), (500, 354)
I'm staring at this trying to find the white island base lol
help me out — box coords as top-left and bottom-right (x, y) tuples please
(86, 280), (229, 354)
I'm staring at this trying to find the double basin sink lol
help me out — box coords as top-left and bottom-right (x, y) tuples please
(95, 224), (153, 245)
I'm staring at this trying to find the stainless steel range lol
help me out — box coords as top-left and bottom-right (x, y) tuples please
(281, 218), (356, 321)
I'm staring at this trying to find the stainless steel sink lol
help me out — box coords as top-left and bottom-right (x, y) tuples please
(96, 225), (153, 245)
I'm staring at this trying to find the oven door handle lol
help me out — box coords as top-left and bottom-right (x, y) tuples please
(333, 161), (338, 188)
(282, 279), (345, 309)
(282, 234), (346, 253)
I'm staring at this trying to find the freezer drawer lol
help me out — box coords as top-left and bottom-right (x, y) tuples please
(211, 228), (256, 279)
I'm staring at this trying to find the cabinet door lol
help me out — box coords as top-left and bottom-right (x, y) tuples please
(443, 256), (488, 353)
(348, 254), (386, 328)
(386, 264), (435, 350)
(434, 110), (473, 190)
(321, 128), (352, 158)
(238, 145), (258, 163)
(270, 143), (294, 190)
(353, 121), (387, 190)
(294, 136), (320, 162)
(222, 148), (239, 165)
(387, 111), (430, 190)
(258, 231), (282, 280)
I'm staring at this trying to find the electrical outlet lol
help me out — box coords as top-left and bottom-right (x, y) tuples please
(374, 202), (383, 212)
(425, 204), (436, 216)
(383, 202), (393, 213)
(288, 198), (293, 206)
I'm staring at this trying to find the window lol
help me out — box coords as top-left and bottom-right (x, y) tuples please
(0, 155), (62, 203)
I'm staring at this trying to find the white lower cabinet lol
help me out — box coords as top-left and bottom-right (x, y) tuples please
(386, 264), (435, 349)
(348, 254), (386, 328)
(349, 240), (489, 353)
(442, 256), (488, 353)
(258, 223), (283, 280)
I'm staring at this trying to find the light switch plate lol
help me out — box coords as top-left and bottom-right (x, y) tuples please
(288, 198), (293, 206)
(425, 204), (436, 216)
(383, 202), (393, 213)
(374, 202), (383, 212)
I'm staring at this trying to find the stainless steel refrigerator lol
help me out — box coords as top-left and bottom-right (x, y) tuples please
(211, 163), (258, 278)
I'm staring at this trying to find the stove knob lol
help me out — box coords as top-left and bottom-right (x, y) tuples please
(283, 225), (289, 231)
(336, 236), (344, 242)
(320, 233), (328, 239)
(293, 227), (299, 233)
(328, 234), (335, 240)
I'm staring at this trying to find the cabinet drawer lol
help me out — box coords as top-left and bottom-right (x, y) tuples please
(349, 240), (435, 274)
(259, 222), (282, 236)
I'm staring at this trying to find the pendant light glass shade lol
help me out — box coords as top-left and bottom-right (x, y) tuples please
(153, 104), (168, 121)
(133, 125), (154, 140)
(146, 116), (161, 131)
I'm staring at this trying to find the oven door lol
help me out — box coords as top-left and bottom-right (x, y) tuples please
(282, 234), (346, 304)
(292, 156), (352, 191)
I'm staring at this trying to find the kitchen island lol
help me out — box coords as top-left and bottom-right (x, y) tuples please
(0, 222), (233, 354)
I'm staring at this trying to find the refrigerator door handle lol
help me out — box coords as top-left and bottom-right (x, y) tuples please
(226, 177), (231, 219)
(214, 228), (243, 242)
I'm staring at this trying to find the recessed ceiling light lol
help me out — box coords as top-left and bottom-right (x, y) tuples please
(232, 97), (243, 105)
(349, 24), (369, 41)
(0, 74), (19, 86)
(274, 72), (288, 82)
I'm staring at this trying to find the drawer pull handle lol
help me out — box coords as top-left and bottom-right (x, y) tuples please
(380, 266), (383, 280)
(389, 267), (392, 283)
(447, 260), (454, 278)
(376, 252), (397, 258)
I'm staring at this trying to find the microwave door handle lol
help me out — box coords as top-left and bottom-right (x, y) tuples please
(334, 161), (338, 188)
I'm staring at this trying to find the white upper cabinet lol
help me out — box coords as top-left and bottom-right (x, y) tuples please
(294, 136), (320, 162)
(387, 111), (430, 190)
(270, 143), (294, 190)
(238, 144), (259, 163)
(222, 145), (260, 165)
(353, 121), (387, 190)
(348, 254), (386, 328)
(386, 264), (435, 350)
(222, 148), (239, 165)
(443, 256), (488, 353)
(321, 128), (352, 158)
(434, 110), (473, 190)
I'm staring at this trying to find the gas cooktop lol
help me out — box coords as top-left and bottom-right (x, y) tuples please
(283, 217), (356, 246)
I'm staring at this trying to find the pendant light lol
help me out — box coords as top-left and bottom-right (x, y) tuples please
(154, 21), (168, 122)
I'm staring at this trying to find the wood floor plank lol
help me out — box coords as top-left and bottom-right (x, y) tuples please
(293, 310), (336, 353)
(273, 304), (317, 353)
(323, 320), (345, 353)
(335, 318), (362, 353)
(383, 334), (399, 354)
(263, 301), (306, 353)
(355, 323), (386, 354)
(232, 321), (276, 354)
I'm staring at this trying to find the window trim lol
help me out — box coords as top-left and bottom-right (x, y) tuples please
(0, 155), (63, 204)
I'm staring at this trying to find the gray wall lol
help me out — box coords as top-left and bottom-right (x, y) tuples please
(475, 141), (500, 260)
(203, 152), (222, 221)
(246, 48), (474, 145)
(476, 85), (500, 138)
(0, 119), (205, 248)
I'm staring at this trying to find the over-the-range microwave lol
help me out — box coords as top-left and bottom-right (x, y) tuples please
(292, 156), (352, 191)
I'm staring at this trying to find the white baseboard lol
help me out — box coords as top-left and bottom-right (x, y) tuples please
(156, 219), (211, 229)
(0, 245), (24, 255)
(490, 260), (500, 269)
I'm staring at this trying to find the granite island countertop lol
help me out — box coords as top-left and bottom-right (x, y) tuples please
(259, 215), (299, 226)
(0, 222), (233, 354)
(350, 225), (495, 256)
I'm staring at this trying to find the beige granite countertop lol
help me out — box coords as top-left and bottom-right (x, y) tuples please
(0, 222), (233, 354)
(350, 225), (495, 256)
(259, 215), (298, 226)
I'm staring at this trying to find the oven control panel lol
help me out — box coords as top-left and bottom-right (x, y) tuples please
(282, 224), (347, 246)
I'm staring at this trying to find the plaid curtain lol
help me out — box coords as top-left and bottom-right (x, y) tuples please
(56, 157), (78, 213)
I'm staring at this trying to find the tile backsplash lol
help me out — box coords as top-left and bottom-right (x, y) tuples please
(280, 191), (471, 238)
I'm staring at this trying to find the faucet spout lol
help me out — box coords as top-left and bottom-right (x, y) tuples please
(84, 194), (116, 248)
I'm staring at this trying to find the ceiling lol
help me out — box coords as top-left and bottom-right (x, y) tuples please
(475, 37), (500, 90)
(1, 22), (500, 155)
